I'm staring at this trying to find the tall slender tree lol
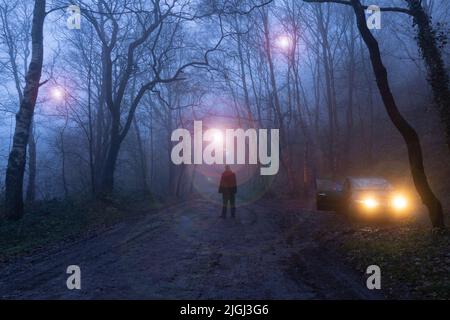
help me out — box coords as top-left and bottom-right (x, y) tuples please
(4, 0), (46, 220)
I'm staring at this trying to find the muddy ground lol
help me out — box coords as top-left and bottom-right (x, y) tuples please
(0, 198), (383, 299)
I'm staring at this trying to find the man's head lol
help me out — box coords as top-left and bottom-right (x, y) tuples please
(225, 165), (231, 172)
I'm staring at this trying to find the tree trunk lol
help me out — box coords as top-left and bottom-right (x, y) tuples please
(236, 27), (254, 127)
(351, 0), (445, 229)
(99, 133), (120, 196)
(25, 125), (37, 203)
(4, 0), (46, 220)
(316, 5), (339, 175)
(133, 118), (150, 194)
(175, 164), (185, 198)
(93, 91), (107, 193)
(189, 165), (197, 194)
(405, 0), (450, 152)
(344, 16), (356, 173)
(262, 9), (296, 195)
(60, 116), (69, 199)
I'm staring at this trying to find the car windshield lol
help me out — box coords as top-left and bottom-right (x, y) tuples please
(350, 178), (392, 190)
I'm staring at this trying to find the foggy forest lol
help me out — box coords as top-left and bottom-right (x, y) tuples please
(0, 0), (449, 300)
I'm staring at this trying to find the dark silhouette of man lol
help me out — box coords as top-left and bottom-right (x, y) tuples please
(218, 165), (237, 218)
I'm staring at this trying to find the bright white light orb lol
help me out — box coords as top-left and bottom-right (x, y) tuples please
(276, 35), (291, 50)
(51, 87), (65, 101)
(212, 130), (223, 146)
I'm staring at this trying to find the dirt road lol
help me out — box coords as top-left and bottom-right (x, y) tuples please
(0, 198), (382, 299)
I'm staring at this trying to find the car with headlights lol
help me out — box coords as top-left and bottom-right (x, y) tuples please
(340, 177), (410, 220)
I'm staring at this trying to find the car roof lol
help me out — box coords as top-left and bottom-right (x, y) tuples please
(346, 177), (392, 190)
(316, 179), (342, 190)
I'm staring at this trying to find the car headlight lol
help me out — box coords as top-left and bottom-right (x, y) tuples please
(392, 195), (407, 210)
(361, 197), (379, 209)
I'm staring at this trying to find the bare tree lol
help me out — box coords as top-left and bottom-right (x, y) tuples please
(405, 0), (450, 152)
(3, 0), (46, 220)
(77, 0), (224, 196)
(304, 0), (450, 152)
(0, 1), (37, 204)
(305, 0), (445, 229)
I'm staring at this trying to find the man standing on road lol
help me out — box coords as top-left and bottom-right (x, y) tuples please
(218, 165), (237, 218)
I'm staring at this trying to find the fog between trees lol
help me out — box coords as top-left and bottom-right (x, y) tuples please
(0, 0), (449, 226)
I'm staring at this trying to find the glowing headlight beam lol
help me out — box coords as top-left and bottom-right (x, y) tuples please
(362, 197), (379, 209)
(392, 196), (407, 210)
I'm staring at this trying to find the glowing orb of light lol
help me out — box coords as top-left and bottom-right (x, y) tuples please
(51, 87), (65, 101)
(212, 130), (224, 146)
(276, 35), (292, 50)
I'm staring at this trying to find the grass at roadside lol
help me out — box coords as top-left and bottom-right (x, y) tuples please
(342, 224), (450, 299)
(0, 195), (162, 262)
